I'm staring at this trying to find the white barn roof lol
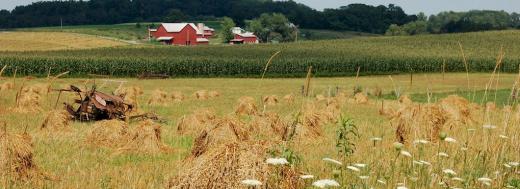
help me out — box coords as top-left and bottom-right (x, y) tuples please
(161, 23), (203, 35)
(237, 32), (257, 38)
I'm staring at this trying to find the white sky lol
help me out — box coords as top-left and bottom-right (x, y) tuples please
(1, 0), (519, 15)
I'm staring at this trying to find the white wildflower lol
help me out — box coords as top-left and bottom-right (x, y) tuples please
(241, 179), (262, 186)
(300, 175), (314, 179)
(483, 124), (497, 129)
(266, 157), (289, 166)
(346, 166), (360, 172)
(312, 179), (340, 188)
(377, 179), (387, 185)
(400, 150), (412, 158)
(504, 164), (512, 168)
(509, 162), (519, 167)
(370, 137), (382, 141)
(322, 158), (343, 166)
(413, 160), (423, 165)
(442, 169), (457, 176)
(397, 186), (408, 189)
(359, 175), (369, 180)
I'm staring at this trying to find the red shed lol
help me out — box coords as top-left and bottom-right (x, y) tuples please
(231, 32), (259, 44)
(151, 23), (208, 46)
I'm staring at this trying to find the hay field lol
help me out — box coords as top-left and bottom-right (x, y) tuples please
(0, 73), (519, 188)
(0, 32), (127, 52)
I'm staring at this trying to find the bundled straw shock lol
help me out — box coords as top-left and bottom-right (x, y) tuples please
(148, 89), (170, 105)
(115, 119), (172, 154)
(85, 120), (130, 148)
(1, 130), (51, 184)
(114, 86), (143, 108)
(40, 110), (71, 133)
(263, 95), (279, 106)
(167, 141), (303, 189)
(176, 108), (217, 135)
(235, 96), (258, 115)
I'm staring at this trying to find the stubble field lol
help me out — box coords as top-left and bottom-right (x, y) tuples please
(1, 73), (519, 188)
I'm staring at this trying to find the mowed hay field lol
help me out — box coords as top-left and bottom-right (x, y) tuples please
(0, 73), (519, 188)
(0, 32), (127, 52)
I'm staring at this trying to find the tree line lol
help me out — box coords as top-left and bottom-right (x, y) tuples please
(0, 0), (415, 34)
(386, 10), (520, 35)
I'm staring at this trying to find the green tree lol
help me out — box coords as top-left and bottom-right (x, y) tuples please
(163, 9), (186, 23)
(220, 17), (236, 43)
(403, 21), (428, 35)
(247, 13), (296, 43)
(512, 13), (520, 28)
(385, 24), (407, 36)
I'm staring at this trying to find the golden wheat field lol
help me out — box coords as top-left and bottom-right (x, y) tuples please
(0, 32), (127, 51)
(0, 73), (519, 188)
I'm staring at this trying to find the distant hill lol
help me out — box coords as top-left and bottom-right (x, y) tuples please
(15, 23), (378, 42)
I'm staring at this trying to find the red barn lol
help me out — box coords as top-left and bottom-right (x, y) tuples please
(231, 32), (259, 44)
(150, 23), (208, 46)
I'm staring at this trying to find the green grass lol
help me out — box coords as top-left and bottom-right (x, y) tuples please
(384, 89), (517, 107)
(15, 21), (223, 42)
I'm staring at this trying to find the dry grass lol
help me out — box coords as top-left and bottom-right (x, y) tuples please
(208, 90), (221, 98)
(194, 90), (209, 100)
(283, 94), (295, 104)
(170, 91), (185, 102)
(0, 32), (126, 52)
(0, 81), (14, 91)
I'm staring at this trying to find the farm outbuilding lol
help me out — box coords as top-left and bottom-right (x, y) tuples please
(230, 27), (258, 44)
(149, 23), (213, 46)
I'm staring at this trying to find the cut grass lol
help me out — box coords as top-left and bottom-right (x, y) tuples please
(0, 73), (518, 188)
(0, 32), (127, 52)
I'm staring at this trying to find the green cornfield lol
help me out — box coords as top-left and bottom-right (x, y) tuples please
(1, 30), (520, 77)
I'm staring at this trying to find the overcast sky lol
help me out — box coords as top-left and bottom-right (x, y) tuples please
(1, 0), (519, 15)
